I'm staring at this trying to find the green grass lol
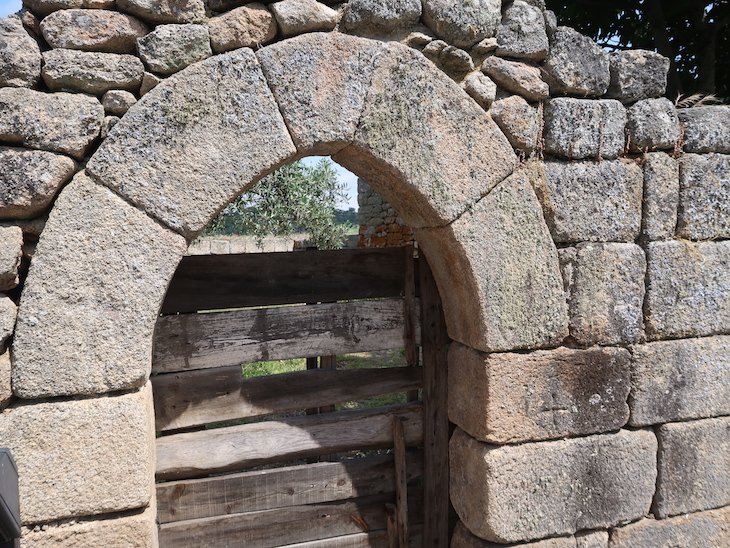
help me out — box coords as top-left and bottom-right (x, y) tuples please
(242, 358), (306, 378)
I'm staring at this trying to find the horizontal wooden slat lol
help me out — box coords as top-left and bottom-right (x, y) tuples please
(157, 453), (424, 523)
(153, 298), (417, 375)
(161, 247), (408, 314)
(156, 403), (423, 480)
(278, 526), (423, 548)
(158, 494), (423, 548)
(153, 366), (423, 432)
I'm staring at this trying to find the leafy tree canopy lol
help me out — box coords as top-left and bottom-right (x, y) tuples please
(546, 0), (730, 99)
(205, 158), (351, 249)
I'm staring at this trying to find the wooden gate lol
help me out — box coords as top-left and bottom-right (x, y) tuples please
(151, 246), (449, 547)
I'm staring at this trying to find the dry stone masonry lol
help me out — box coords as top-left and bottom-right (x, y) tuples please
(0, 0), (728, 546)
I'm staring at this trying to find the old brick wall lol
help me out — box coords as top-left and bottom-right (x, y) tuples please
(0, 0), (728, 546)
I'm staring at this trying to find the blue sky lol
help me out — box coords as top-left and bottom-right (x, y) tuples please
(0, 0), (20, 16)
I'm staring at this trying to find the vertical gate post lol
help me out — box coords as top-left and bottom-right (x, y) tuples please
(419, 255), (450, 546)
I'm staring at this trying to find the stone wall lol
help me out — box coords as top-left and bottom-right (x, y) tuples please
(357, 178), (414, 247)
(0, 0), (728, 546)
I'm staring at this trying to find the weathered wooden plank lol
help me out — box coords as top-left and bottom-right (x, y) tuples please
(156, 403), (423, 480)
(278, 525), (423, 548)
(392, 418), (408, 548)
(403, 246), (420, 403)
(419, 256), (451, 547)
(156, 453), (424, 524)
(160, 247), (407, 314)
(153, 298), (418, 374)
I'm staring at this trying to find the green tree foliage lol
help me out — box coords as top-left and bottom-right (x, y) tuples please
(205, 158), (351, 249)
(546, 1), (730, 99)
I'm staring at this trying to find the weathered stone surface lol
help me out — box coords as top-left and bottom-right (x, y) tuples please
(137, 24), (211, 75)
(543, 9), (557, 36)
(139, 70), (161, 95)
(678, 153), (730, 240)
(491, 95), (539, 154)
(642, 152), (679, 241)
(627, 98), (679, 152)
(0, 226), (22, 292)
(42, 49), (144, 95)
(258, 33), (384, 156)
(559, 243), (646, 346)
(607, 49), (669, 103)
(422, 0), (501, 48)
(482, 56), (549, 101)
(342, 0), (418, 36)
(40, 9), (148, 53)
(496, 0), (549, 61)
(645, 240), (730, 339)
(20, 505), (157, 548)
(678, 106), (730, 154)
(333, 41), (517, 229)
(462, 72), (496, 110)
(609, 506), (730, 548)
(0, 15), (41, 88)
(0, 351), (10, 408)
(421, 38), (447, 60)
(0, 88), (103, 159)
(542, 27), (610, 96)
(24, 0), (115, 15)
(654, 417), (730, 518)
(268, 0), (337, 37)
(0, 385), (154, 523)
(404, 30), (434, 48)
(0, 295), (16, 349)
(208, 4), (277, 54)
(101, 114), (120, 138)
(87, 49), (296, 238)
(12, 174), (187, 398)
(630, 336), (730, 426)
(415, 166), (567, 352)
(117, 0), (205, 23)
(451, 521), (575, 547)
(0, 146), (76, 220)
(449, 344), (630, 444)
(472, 36), (497, 54)
(102, 89), (137, 115)
(538, 160), (643, 243)
(450, 428), (657, 543)
(544, 98), (626, 160)
(439, 45), (474, 73)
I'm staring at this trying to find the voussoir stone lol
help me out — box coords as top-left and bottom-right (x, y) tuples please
(678, 153), (730, 240)
(448, 344), (630, 444)
(258, 32), (385, 156)
(42, 49), (144, 95)
(0, 295), (16, 349)
(342, 0), (419, 36)
(0, 385), (154, 524)
(86, 48), (297, 238)
(482, 55), (549, 101)
(609, 506), (730, 548)
(208, 3), (277, 54)
(102, 89), (137, 115)
(542, 26), (610, 97)
(0, 226), (22, 292)
(40, 9), (148, 53)
(422, 0), (501, 49)
(137, 24), (211, 75)
(559, 243), (646, 346)
(538, 160), (643, 243)
(496, 0), (549, 61)
(642, 152), (679, 241)
(0, 146), (76, 220)
(678, 105), (730, 154)
(654, 417), (730, 518)
(451, 522), (576, 547)
(415, 165), (567, 353)
(644, 240), (730, 339)
(607, 49), (669, 103)
(0, 88), (103, 159)
(117, 0), (205, 24)
(0, 15), (41, 88)
(629, 336), (730, 426)
(272, 0), (338, 37)
(450, 428), (657, 543)
(12, 174), (187, 398)
(627, 97), (680, 152)
(491, 94), (539, 154)
(543, 98), (626, 160)
(20, 504), (157, 548)
(333, 41), (517, 229)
